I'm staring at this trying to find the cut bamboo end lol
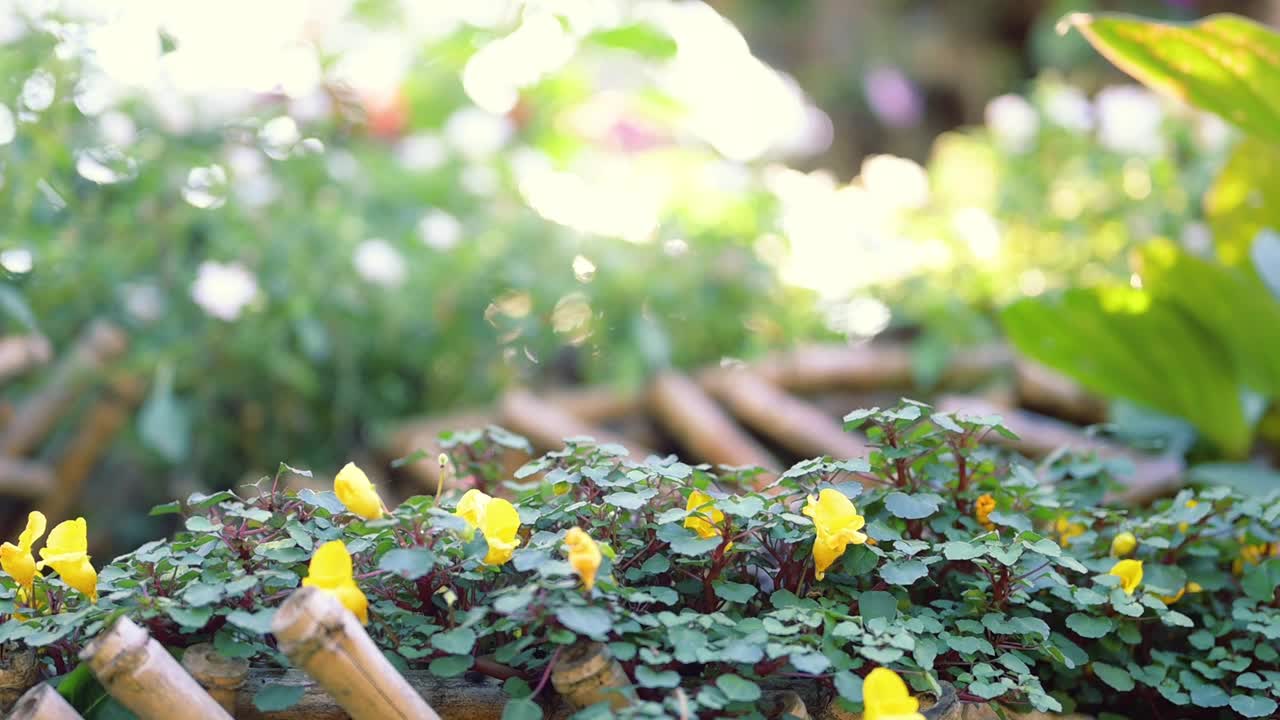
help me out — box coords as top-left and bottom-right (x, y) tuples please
(771, 690), (809, 719)
(272, 586), (442, 720)
(549, 641), (635, 712)
(180, 643), (249, 716)
(0, 647), (39, 713)
(80, 616), (232, 720)
(7, 683), (84, 720)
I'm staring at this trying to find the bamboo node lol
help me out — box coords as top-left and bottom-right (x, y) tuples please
(550, 641), (635, 711)
(0, 646), (39, 712)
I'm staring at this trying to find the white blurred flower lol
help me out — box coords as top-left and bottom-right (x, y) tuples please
(21, 69), (55, 112)
(1181, 221), (1213, 256)
(1195, 112), (1233, 154)
(984, 94), (1038, 153)
(353, 238), (407, 287)
(325, 150), (360, 182)
(1042, 85), (1093, 133)
(1096, 85), (1164, 156)
(397, 133), (448, 172)
(462, 12), (576, 114)
(98, 110), (136, 146)
(419, 209), (462, 250)
(1, 248), (33, 274)
(861, 154), (929, 210)
(953, 207), (1002, 261)
(0, 103), (14, 145)
(191, 261), (258, 321)
(461, 164), (500, 196)
(444, 107), (512, 160)
(122, 282), (165, 323)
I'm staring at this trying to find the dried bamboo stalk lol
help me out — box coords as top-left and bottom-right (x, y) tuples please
(0, 647), (39, 712)
(38, 378), (141, 522)
(0, 320), (128, 458)
(0, 458), (55, 500)
(500, 390), (652, 461)
(550, 641), (635, 711)
(272, 586), (442, 720)
(542, 386), (639, 424)
(0, 335), (52, 385)
(1013, 359), (1107, 425)
(754, 343), (1012, 394)
(648, 372), (779, 474)
(6, 683), (84, 720)
(235, 669), (519, 720)
(80, 616), (232, 720)
(181, 643), (249, 716)
(935, 395), (1184, 504)
(700, 369), (872, 477)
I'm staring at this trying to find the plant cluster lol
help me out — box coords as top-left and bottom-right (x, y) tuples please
(3, 403), (1279, 719)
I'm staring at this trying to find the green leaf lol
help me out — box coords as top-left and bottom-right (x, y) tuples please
(1065, 613), (1113, 639)
(834, 671), (863, 701)
(501, 698), (543, 720)
(1206, 139), (1280, 264)
(883, 492), (942, 519)
(941, 541), (984, 561)
(138, 363), (191, 463)
(1067, 12), (1280, 144)
(1231, 696), (1279, 718)
(1253, 229), (1280, 299)
(1190, 684), (1230, 708)
(184, 516), (219, 533)
(585, 23), (677, 59)
(715, 674), (762, 702)
(712, 581), (758, 604)
(1092, 662), (1135, 692)
(428, 655), (473, 678)
(879, 559), (928, 586)
(253, 684), (306, 712)
(431, 627), (477, 655)
(635, 666), (680, 688)
(379, 548), (436, 580)
(225, 609), (276, 635)
(859, 590), (898, 622)
(554, 606), (613, 640)
(167, 606), (212, 629)
(668, 533), (723, 556)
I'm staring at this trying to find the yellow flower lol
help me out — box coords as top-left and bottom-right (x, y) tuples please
(37, 518), (97, 602)
(1055, 516), (1086, 547)
(1234, 542), (1280, 575)
(1110, 532), (1137, 558)
(1109, 559), (1143, 595)
(1178, 499), (1198, 533)
(334, 462), (385, 520)
(1158, 581), (1202, 604)
(453, 489), (522, 566)
(862, 667), (925, 720)
(563, 528), (602, 591)
(1, 511), (46, 599)
(802, 489), (868, 581)
(685, 490), (726, 540)
(974, 494), (996, 530)
(302, 540), (369, 624)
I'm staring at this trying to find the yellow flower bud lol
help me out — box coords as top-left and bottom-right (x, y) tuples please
(862, 667), (925, 720)
(302, 541), (369, 624)
(1054, 516), (1086, 546)
(974, 494), (996, 529)
(1110, 532), (1137, 558)
(37, 518), (97, 602)
(802, 489), (867, 581)
(334, 462), (385, 520)
(564, 528), (602, 591)
(1, 511), (46, 599)
(1109, 559), (1143, 596)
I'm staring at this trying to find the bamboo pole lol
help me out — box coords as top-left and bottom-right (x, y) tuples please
(935, 395), (1184, 504)
(0, 647), (38, 713)
(1013, 359), (1107, 425)
(234, 669), (519, 720)
(0, 458), (55, 499)
(6, 683), (83, 720)
(80, 616), (232, 720)
(0, 335), (52, 385)
(648, 372), (779, 474)
(499, 390), (653, 461)
(542, 386), (639, 425)
(754, 343), (1012, 393)
(700, 369), (872, 477)
(0, 320), (128, 458)
(181, 643), (249, 716)
(271, 586), (442, 720)
(549, 641), (635, 712)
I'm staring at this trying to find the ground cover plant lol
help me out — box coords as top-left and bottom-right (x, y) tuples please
(3, 402), (1279, 719)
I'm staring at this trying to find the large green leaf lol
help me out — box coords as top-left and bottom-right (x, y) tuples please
(1001, 286), (1249, 456)
(1066, 13), (1280, 144)
(1205, 137), (1280, 265)
(1140, 239), (1280, 396)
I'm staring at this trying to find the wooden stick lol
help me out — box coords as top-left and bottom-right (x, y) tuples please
(499, 390), (653, 461)
(80, 616), (232, 720)
(234, 668), (522, 720)
(549, 641), (635, 712)
(754, 343), (1012, 393)
(1, 320), (128, 458)
(0, 458), (55, 499)
(934, 395), (1184, 505)
(6, 683), (84, 720)
(0, 647), (39, 713)
(648, 372), (779, 473)
(181, 643), (249, 716)
(1014, 358), (1107, 425)
(38, 377), (142, 522)
(700, 369), (872, 476)
(542, 386), (638, 425)
(0, 335), (52, 385)
(272, 587), (442, 720)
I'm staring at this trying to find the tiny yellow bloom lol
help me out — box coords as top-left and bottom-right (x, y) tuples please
(334, 462), (385, 520)
(453, 490), (522, 566)
(974, 494), (996, 530)
(1187, 582), (1203, 593)
(1109, 559), (1143, 595)
(37, 518), (97, 602)
(1233, 542), (1279, 575)
(1110, 532), (1137, 558)
(302, 540), (369, 624)
(802, 489), (868, 581)
(1158, 581), (1202, 604)
(1, 511), (46, 599)
(564, 528), (602, 591)
(1178, 499), (1198, 533)
(684, 490), (726, 540)
(1054, 516), (1086, 547)
(862, 667), (925, 720)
